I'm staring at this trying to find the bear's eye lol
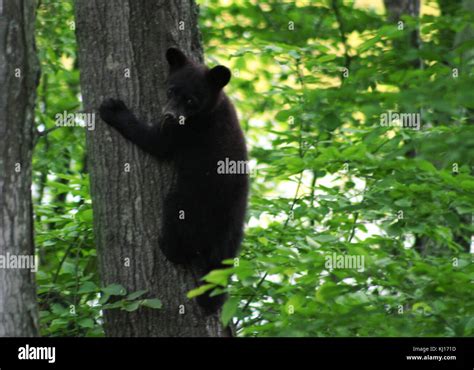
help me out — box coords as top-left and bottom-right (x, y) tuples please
(186, 98), (197, 108)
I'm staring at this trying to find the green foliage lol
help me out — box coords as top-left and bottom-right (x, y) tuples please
(199, 0), (474, 336)
(34, 0), (95, 336)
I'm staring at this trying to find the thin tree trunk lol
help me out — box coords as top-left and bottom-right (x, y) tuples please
(384, 0), (420, 23)
(0, 0), (40, 337)
(384, 0), (422, 69)
(384, 0), (429, 254)
(75, 0), (229, 336)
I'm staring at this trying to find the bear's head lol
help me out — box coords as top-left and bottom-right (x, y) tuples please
(162, 47), (231, 124)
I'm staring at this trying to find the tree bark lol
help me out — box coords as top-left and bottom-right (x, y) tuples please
(384, 0), (421, 69)
(0, 0), (40, 336)
(384, 0), (420, 21)
(75, 0), (229, 336)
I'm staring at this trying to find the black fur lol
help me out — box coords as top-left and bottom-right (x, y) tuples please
(99, 48), (248, 313)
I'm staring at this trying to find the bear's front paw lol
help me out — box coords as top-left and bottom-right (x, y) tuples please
(99, 98), (131, 127)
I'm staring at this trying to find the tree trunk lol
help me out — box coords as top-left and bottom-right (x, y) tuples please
(0, 0), (40, 336)
(384, 0), (420, 21)
(384, 0), (429, 254)
(384, 0), (421, 69)
(75, 0), (229, 336)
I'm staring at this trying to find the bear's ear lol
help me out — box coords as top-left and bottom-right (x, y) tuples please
(166, 48), (188, 70)
(208, 65), (231, 89)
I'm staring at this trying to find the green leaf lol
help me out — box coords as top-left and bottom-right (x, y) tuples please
(123, 301), (140, 312)
(126, 289), (148, 300)
(78, 209), (93, 222)
(77, 281), (98, 294)
(358, 35), (381, 53)
(141, 299), (162, 309)
(221, 297), (240, 327)
(78, 318), (94, 328)
(417, 160), (437, 173)
(258, 237), (269, 246)
(187, 284), (214, 299)
(202, 269), (230, 286)
(316, 54), (337, 63)
(460, 180), (474, 190)
(102, 283), (126, 296)
(313, 234), (338, 243)
(306, 236), (321, 248)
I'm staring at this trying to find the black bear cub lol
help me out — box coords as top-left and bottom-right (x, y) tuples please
(99, 48), (248, 313)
